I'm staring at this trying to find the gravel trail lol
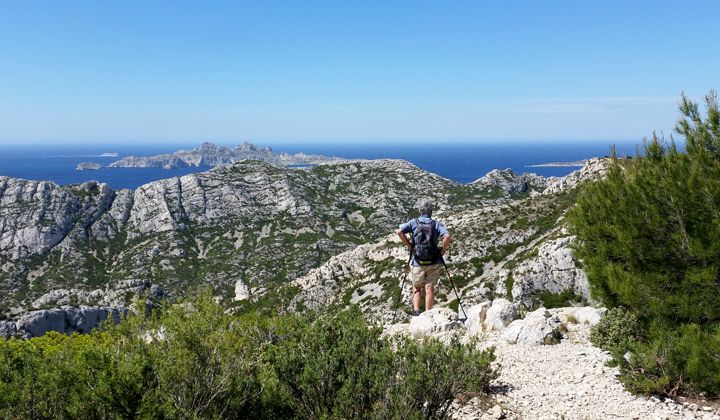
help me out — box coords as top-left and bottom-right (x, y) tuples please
(452, 329), (720, 420)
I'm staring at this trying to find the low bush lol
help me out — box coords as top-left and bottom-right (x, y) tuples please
(0, 294), (498, 419)
(617, 323), (720, 396)
(589, 307), (643, 352)
(537, 289), (583, 309)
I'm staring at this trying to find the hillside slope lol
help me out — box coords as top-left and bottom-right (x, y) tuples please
(1, 159), (548, 317)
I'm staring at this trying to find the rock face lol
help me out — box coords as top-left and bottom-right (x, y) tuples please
(76, 162), (103, 171)
(465, 301), (492, 336)
(553, 306), (606, 327)
(234, 280), (251, 301)
(8, 306), (126, 338)
(0, 321), (16, 339)
(108, 141), (343, 169)
(0, 177), (86, 259)
(507, 236), (591, 307)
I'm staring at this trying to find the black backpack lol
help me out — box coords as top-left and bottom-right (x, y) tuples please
(412, 218), (440, 265)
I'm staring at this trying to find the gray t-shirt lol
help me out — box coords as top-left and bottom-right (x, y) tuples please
(399, 215), (449, 266)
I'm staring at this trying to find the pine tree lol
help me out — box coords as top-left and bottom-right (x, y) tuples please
(567, 92), (720, 396)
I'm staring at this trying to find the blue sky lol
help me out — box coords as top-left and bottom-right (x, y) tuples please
(0, 1), (718, 144)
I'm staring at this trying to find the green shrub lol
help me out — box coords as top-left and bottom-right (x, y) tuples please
(619, 323), (720, 396)
(537, 289), (583, 309)
(504, 275), (514, 298)
(0, 295), (499, 419)
(589, 307), (643, 352)
(267, 307), (498, 419)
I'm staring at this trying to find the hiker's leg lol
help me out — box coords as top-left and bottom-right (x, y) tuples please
(413, 286), (423, 311)
(411, 266), (424, 312)
(425, 283), (434, 310)
(424, 265), (440, 311)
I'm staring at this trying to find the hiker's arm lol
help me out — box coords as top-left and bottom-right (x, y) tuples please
(396, 229), (413, 250)
(440, 234), (452, 255)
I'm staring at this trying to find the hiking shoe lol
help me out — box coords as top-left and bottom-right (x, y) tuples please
(411, 310), (421, 316)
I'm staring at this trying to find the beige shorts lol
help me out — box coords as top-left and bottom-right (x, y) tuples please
(412, 264), (441, 288)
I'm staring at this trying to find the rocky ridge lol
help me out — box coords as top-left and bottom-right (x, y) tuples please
(1, 157), (535, 321)
(107, 141), (343, 169)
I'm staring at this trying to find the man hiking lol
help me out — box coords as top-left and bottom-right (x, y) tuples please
(397, 198), (451, 315)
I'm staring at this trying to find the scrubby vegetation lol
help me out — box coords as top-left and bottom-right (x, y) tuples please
(569, 92), (720, 397)
(0, 293), (498, 419)
(589, 307), (643, 352)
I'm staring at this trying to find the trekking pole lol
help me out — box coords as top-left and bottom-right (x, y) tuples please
(442, 258), (467, 321)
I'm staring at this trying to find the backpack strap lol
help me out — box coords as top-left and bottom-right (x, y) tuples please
(411, 218), (419, 245)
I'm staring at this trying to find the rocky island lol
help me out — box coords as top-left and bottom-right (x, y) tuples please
(107, 141), (343, 169)
(76, 162), (103, 171)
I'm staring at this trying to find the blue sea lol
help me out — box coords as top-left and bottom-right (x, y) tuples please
(0, 141), (643, 190)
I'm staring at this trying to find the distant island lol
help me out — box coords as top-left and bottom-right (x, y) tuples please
(526, 160), (588, 168)
(107, 141), (343, 169)
(99, 152), (119, 157)
(76, 162), (103, 171)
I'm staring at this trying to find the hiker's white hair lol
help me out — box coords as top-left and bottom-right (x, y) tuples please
(417, 198), (433, 217)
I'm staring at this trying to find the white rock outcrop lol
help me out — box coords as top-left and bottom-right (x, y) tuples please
(11, 306), (126, 338)
(465, 301), (492, 336)
(543, 158), (608, 194)
(508, 236), (591, 305)
(234, 280), (251, 301)
(483, 299), (517, 331)
(501, 307), (563, 345)
(409, 307), (463, 338)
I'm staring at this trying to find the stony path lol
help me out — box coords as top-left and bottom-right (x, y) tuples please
(452, 329), (720, 420)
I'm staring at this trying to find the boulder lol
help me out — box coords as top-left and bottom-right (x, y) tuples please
(483, 299), (517, 331)
(465, 301), (492, 336)
(501, 307), (562, 345)
(553, 306), (606, 327)
(409, 307), (463, 338)
(234, 280), (251, 301)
